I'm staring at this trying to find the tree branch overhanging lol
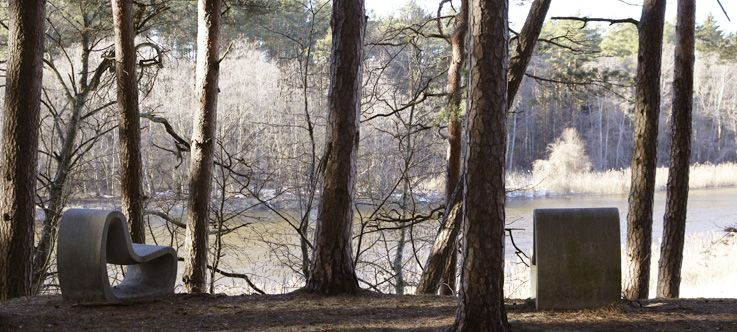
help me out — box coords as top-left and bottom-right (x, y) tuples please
(551, 16), (639, 28)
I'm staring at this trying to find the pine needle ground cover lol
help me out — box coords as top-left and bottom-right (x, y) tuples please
(2, 293), (736, 331)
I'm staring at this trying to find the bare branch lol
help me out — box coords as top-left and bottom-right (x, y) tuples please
(144, 209), (186, 228)
(551, 16), (639, 28)
(716, 0), (732, 22)
(175, 257), (265, 294)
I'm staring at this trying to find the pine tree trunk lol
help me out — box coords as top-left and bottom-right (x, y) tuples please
(438, 0), (468, 297)
(624, 0), (666, 300)
(657, 0), (694, 299)
(183, 0), (221, 293)
(306, 0), (365, 295)
(507, 0), (551, 109)
(419, 0), (549, 296)
(450, 0), (510, 330)
(415, 184), (463, 294)
(0, 0), (45, 300)
(439, 239), (457, 295)
(112, 0), (145, 243)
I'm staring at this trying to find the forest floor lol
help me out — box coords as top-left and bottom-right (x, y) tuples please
(2, 292), (736, 331)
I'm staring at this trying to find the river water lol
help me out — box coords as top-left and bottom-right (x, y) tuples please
(503, 187), (737, 298)
(89, 187), (737, 297)
(505, 186), (737, 260)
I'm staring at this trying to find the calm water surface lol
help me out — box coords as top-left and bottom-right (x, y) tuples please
(504, 187), (737, 260)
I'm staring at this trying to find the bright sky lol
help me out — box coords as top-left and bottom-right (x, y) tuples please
(367, 0), (737, 32)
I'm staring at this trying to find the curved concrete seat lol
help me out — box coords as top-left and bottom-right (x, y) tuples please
(57, 209), (177, 303)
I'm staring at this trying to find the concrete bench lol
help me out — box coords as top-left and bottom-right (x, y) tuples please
(57, 209), (177, 303)
(530, 208), (621, 310)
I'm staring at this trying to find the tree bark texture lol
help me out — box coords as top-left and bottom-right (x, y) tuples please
(419, 0), (549, 296)
(112, 0), (146, 243)
(438, 237), (458, 295)
(624, 0), (666, 300)
(183, 0), (221, 293)
(657, 0), (694, 299)
(507, 0), (551, 109)
(451, 0), (510, 330)
(439, 0), (468, 296)
(415, 183), (463, 294)
(0, 0), (45, 300)
(306, 0), (365, 295)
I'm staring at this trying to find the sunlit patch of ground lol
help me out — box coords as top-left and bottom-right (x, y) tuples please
(2, 293), (736, 331)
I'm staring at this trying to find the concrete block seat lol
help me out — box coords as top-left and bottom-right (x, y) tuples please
(530, 208), (621, 310)
(57, 209), (177, 303)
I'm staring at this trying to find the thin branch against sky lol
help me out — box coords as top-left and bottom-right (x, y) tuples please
(717, 0), (731, 22)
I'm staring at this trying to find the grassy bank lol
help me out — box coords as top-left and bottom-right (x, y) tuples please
(506, 162), (737, 196)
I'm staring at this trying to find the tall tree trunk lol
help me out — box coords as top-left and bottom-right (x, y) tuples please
(112, 0), (145, 243)
(32, 64), (92, 294)
(657, 0), (695, 299)
(508, 110), (518, 170)
(615, 112), (625, 167)
(0, 0), (45, 300)
(415, 182), (462, 295)
(297, 4), (321, 281)
(439, 239), (458, 294)
(438, 0), (468, 297)
(624, 0), (666, 300)
(418, 0), (550, 296)
(451, 0), (509, 330)
(393, 224), (406, 294)
(507, 0), (551, 109)
(183, 0), (221, 293)
(306, 0), (365, 295)
(33, 13), (117, 291)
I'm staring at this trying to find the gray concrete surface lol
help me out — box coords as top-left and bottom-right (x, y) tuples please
(57, 209), (177, 303)
(530, 207), (621, 310)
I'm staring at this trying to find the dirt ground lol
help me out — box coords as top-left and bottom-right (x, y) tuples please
(1, 292), (736, 331)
